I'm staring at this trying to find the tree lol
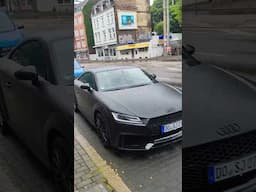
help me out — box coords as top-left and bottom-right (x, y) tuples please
(155, 21), (163, 35)
(82, 0), (95, 54)
(170, 0), (182, 32)
(151, 0), (182, 34)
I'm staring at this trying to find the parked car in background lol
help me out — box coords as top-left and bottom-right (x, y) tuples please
(0, 10), (24, 57)
(74, 66), (182, 150)
(74, 58), (85, 78)
(0, 32), (73, 192)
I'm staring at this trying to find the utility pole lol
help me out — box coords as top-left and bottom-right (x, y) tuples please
(163, 0), (170, 56)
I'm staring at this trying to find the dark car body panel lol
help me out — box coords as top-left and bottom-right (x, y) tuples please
(0, 35), (73, 168)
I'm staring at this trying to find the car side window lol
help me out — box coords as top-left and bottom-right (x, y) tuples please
(10, 41), (48, 79)
(79, 72), (97, 90)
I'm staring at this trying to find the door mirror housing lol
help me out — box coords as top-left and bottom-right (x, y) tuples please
(80, 83), (91, 92)
(17, 25), (24, 29)
(14, 66), (39, 86)
(184, 44), (195, 55)
(151, 73), (156, 79)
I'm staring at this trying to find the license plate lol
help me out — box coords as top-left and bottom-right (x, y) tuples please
(161, 120), (182, 134)
(208, 153), (256, 184)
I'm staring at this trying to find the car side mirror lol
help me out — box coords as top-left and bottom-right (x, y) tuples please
(80, 83), (91, 92)
(14, 66), (40, 86)
(184, 44), (195, 55)
(150, 73), (156, 79)
(17, 25), (24, 29)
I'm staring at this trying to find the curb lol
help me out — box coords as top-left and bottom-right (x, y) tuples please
(75, 128), (131, 192)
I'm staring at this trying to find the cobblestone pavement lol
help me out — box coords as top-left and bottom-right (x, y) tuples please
(74, 140), (109, 192)
(0, 132), (55, 192)
(81, 60), (182, 88)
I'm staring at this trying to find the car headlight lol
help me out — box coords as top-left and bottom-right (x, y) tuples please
(111, 112), (147, 126)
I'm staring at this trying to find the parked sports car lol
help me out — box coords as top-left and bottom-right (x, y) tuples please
(74, 66), (182, 150)
(0, 32), (73, 192)
(0, 10), (24, 57)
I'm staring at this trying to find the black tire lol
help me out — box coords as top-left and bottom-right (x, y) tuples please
(0, 109), (9, 136)
(95, 113), (110, 148)
(49, 137), (73, 192)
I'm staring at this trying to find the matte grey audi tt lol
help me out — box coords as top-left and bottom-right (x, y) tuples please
(74, 66), (182, 150)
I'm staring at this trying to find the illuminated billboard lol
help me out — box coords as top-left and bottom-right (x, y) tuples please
(118, 11), (137, 30)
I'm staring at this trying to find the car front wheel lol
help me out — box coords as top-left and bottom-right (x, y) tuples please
(95, 113), (110, 148)
(49, 137), (73, 192)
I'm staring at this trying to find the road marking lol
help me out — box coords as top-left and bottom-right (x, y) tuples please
(75, 127), (131, 192)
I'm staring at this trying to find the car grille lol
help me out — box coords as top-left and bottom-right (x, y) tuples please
(148, 111), (182, 137)
(183, 130), (256, 192)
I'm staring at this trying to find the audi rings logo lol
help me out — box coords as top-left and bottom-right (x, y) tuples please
(216, 123), (241, 136)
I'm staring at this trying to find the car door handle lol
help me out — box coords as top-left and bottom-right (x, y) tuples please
(4, 82), (12, 88)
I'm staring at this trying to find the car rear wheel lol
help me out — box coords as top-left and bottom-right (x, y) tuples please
(95, 113), (110, 148)
(49, 137), (73, 192)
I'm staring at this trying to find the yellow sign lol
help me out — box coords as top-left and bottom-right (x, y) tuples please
(116, 42), (150, 51)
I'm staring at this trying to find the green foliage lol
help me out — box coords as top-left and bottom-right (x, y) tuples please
(82, 0), (95, 54)
(155, 21), (163, 35)
(151, 0), (182, 34)
(170, 0), (182, 32)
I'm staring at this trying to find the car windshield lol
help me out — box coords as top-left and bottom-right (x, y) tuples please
(96, 68), (153, 91)
(52, 38), (73, 85)
(0, 12), (15, 33)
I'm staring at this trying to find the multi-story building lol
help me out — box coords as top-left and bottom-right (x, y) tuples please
(91, 0), (152, 60)
(74, 8), (89, 60)
(91, 0), (117, 60)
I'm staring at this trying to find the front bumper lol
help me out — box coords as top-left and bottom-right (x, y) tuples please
(108, 111), (182, 151)
(183, 129), (256, 192)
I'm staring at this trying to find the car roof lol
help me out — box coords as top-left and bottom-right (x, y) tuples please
(88, 66), (138, 73)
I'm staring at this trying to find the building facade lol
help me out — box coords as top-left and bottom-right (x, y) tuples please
(74, 10), (89, 60)
(91, 0), (152, 60)
(91, 0), (117, 61)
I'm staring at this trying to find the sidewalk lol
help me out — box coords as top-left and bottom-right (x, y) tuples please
(81, 55), (181, 64)
(74, 140), (110, 192)
(75, 126), (131, 192)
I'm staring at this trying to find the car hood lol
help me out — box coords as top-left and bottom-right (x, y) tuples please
(183, 63), (256, 148)
(99, 83), (182, 119)
(0, 30), (23, 48)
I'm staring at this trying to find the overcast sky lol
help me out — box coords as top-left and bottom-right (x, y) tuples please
(150, 0), (154, 5)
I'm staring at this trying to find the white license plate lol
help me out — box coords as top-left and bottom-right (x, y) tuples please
(161, 120), (182, 134)
(208, 153), (256, 184)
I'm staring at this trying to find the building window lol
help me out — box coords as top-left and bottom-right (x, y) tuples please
(81, 41), (86, 48)
(111, 13), (114, 24)
(80, 29), (84, 36)
(112, 28), (115, 39)
(77, 42), (81, 49)
(108, 29), (111, 39)
(75, 30), (79, 37)
(101, 16), (104, 27)
(103, 30), (106, 41)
